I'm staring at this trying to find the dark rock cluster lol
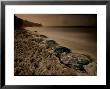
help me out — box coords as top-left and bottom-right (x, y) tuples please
(54, 46), (71, 54)
(60, 53), (92, 72)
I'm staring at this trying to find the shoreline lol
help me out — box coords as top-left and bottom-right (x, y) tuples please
(26, 27), (97, 60)
(14, 28), (97, 76)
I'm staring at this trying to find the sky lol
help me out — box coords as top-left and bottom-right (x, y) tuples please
(15, 14), (97, 26)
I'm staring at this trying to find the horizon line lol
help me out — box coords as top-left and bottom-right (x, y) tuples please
(43, 26), (97, 28)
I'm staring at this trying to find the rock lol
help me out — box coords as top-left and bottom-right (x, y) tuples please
(39, 35), (48, 38)
(61, 56), (77, 65)
(46, 40), (58, 48)
(54, 46), (71, 54)
(60, 53), (91, 65)
(77, 60), (89, 65)
(84, 62), (97, 75)
(68, 59), (86, 71)
(74, 64), (86, 71)
(60, 53), (92, 71)
(77, 54), (92, 65)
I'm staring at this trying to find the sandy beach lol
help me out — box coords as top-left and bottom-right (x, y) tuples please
(26, 27), (97, 60)
(14, 28), (97, 76)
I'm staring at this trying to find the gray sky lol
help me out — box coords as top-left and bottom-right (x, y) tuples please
(16, 14), (97, 26)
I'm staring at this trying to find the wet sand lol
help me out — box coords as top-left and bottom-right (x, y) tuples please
(26, 27), (97, 60)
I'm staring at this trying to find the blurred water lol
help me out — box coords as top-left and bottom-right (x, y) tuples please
(26, 27), (97, 59)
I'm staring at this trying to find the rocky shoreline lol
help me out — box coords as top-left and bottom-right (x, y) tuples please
(14, 28), (97, 76)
